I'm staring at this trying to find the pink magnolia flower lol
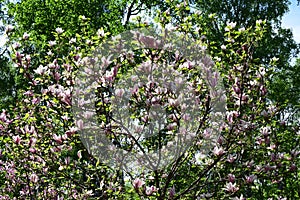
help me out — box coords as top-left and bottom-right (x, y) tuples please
(77, 150), (82, 159)
(261, 126), (271, 136)
(133, 178), (145, 189)
(224, 182), (239, 193)
(30, 173), (39, 183)
(203, 129), (212, 139)
(54, 72), (60, 82)
(32, 97), (40, 104)
(228, 174), (235, 183)
(29, 147), (36, 153)
(66, 127), (78, 137)
(76, 119), (84, 130)
(0, 110), (7, 122)
(213, 146), (225, 156)
(34, 65), (48, 75)
(12, 135), (21, 145)
(29, 137), (37, 146)
(64, 157), (70, 165)
(12, 42), (21, 49)
(115, 88), (125, 97)
(226, 111), (239, 124)
(169, 186), (176, 199)
(53, 134), (63, 144)
(168, 98), (177, 107)
(21, 125), (35, 134)
(289, 164), (296, 172)
(245, 174), (256, 184)
(167, 123), (177, 131)
(260, 85), (267, 95)
(233, 194), (246, 200)
(232, 85), (240, 94)
(146, 185), (157, 195)
(23, 90), (33, 97)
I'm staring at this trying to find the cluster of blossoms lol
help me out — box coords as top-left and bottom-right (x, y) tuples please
(0, 6), (298, 199)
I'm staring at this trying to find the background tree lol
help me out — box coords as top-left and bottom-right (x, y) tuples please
(0, 0), (16, 110)
(188, 0), (300, 123)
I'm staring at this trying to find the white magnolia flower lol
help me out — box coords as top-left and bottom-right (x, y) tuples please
(195, 152), (206, 165)
(55, 27), (64, 34)
(97, 28), (105, 37)
(49, 40), (56, 46)
(69, 38), (76, 44)
(22, 32), (30, 40)
(34, 65), (48, 75)
(227, 22), (237, 29)
(5, 25), (14, 33)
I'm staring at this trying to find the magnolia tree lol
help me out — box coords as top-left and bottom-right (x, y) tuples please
(0, 2), (299, 199)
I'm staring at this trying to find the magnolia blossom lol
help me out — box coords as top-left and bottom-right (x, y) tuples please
(256, 19), (263, 24)
(12, 135), (21, 145)
(29, 173), (39, 183)
(77, 150), (82, 159)
(195, 152), (206, 165)
(226, 111), (239, 124)
(69, 38), (76, 44)
(145, 185), (157, 195)
(0, 110), (7, 122)
(261, 126), (271, 136)
(66, 127), (78, 137)
(225, 22), (236, 31)
(203, 128), (212, 139)
(133, 178), (145, 189)
(47, 50), (53, 56)
(49, 40), (56, 46)
(55, 27), (64, 34)
(228, 174), (235, 182)
(245, 174), (256, 184)
(169, 186), (176, 199)
(271, 56), (279, 62)
(80, 15), (87, 20)
(20, 125), (35, 134)
(227, 154), (236, 163)
(22, 32), (30, 40)
(213, 146), (225, 156)
(115, 88), (125, 97)
(97, 28), (105, 37)
(5, 25), (14, 33)
(25, 55), (31, 62)
(53, 134), (63, 144)
(224, 182), (239, 193)
(228, 22), (236, 28)
(29, 137), (37, 146)
(168, 98), (179, 107)
(12, 42), (21, 49)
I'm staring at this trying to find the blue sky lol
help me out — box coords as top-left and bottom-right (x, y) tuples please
(282, 0), (300, 43)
